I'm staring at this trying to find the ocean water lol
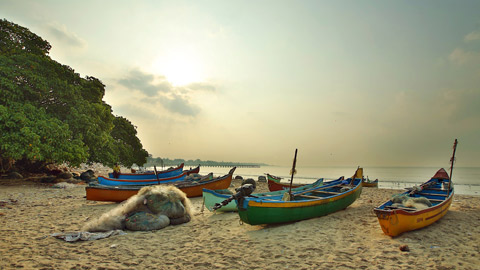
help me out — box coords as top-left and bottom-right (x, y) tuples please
(186, 165), (480, 196)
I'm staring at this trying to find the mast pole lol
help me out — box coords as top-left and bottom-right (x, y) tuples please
(447, 139), (458, 196)
(288, 148), (298, 198)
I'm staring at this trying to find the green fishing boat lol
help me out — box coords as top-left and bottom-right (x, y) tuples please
(235, 176), (363, 225)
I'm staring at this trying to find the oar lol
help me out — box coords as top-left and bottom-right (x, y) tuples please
(154, 165), (160, 184)
(288, 148), (298, 198)
(447, 139), (458, 196)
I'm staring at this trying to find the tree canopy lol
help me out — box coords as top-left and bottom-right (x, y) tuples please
(0, 19), (149, 173)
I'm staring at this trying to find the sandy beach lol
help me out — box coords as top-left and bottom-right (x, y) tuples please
(1, 173), (479, 270)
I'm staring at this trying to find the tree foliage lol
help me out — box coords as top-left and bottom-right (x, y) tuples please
(0, 19), (149, 173)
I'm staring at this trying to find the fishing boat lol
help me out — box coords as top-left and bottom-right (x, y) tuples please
(107, 163), (186, 179)
(236, 176), (362, 225)
(86, 168), (236, 202)
(373, 168), (454, 237)
(235, 174), (363, 225)
(233, 149), (363, 225)
(362, 178), (378, 187)
(98, 171), (188, 186)
(373, 139), (458, 237)
(202, 177), (328, 212)
(266, 173), (306, 191)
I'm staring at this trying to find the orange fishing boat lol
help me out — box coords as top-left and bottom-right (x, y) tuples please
(86, 168), (235, 202)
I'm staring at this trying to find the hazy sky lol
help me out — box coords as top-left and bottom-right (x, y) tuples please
(2, 0), (479, 167)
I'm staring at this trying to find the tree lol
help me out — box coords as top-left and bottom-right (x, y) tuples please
(111, 116), (148, 166)
(0, 103), (88, 166)
(0, 19), (148, 173)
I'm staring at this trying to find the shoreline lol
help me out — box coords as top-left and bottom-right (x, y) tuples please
(0, 177), (479, 269)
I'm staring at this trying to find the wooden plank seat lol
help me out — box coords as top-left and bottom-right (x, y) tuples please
(295, 194), (321, 199)
(427, 198), (445, 202)
(384, 205), (417, 211)
(311, 190), (341, 195)
(294, 184), (343, 196)
(419, 192), (448, 197)
(423, 188), (445, 191)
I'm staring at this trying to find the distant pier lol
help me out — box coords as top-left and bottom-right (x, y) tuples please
(200, 164), (260, 168)
(162, 164), (261, 168)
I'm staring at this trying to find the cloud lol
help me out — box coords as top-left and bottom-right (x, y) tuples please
(45, 22), (86, 49)
(159, 94), (200, 116)
(116, 69), (204, 116)
(118, 69), (173, 96)
(448, 48), (480, 66)
(440, 89), (480, 123)
(113, 103), (160, 121)
(185, 82), (216, 92)
(464, 31), (480, 42)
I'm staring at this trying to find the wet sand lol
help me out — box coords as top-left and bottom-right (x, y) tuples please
(0, 176), (479, 270)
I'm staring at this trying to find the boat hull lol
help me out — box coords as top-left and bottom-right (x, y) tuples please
(202, 189), (237, 212)
(374, 195), (453, 237)
(237, 178), (362, 225)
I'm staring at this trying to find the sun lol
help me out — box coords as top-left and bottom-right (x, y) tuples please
(151, 49), (205, 86)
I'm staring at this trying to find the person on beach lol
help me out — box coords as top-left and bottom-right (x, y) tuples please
(113, 163), (121, 178)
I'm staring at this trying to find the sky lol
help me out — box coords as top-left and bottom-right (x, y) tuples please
(1, 0), (479, 167)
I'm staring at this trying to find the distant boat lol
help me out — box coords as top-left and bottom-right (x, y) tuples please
(86, 168), (236, 202)
(235, 171), (363, 225)
(373, 168), (454, 237)
(362, 178), (378, 187)
(184, 165), (200, 175)
(202, 177), (327, 212)
(266, 173), (307, 191)
(107, 163), (186, 179)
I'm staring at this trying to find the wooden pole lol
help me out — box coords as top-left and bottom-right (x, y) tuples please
(447, 139), (458, 196)
(154, 165), (160, 184)
(288, 149), (298, 197)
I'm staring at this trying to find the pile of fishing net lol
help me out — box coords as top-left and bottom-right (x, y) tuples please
(185, 173), (204, 181)
(82, 185), (192, 232)
(185, 172), (213, 182)
(391, 194), (432, 210)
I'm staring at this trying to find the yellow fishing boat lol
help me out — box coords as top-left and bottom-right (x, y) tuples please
(373, 140), (458, 237)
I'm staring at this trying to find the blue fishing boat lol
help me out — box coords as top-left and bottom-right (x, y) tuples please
(98, 171), (188, 186)
(107, 163), (187, 179)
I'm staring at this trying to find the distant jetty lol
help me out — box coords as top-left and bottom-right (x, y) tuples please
(145, 157), (266, 169)
(195, 164), (260, 168)
(162, 164), (261, 168)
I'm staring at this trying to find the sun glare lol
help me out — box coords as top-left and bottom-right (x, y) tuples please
(151, 50), (205, 86)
